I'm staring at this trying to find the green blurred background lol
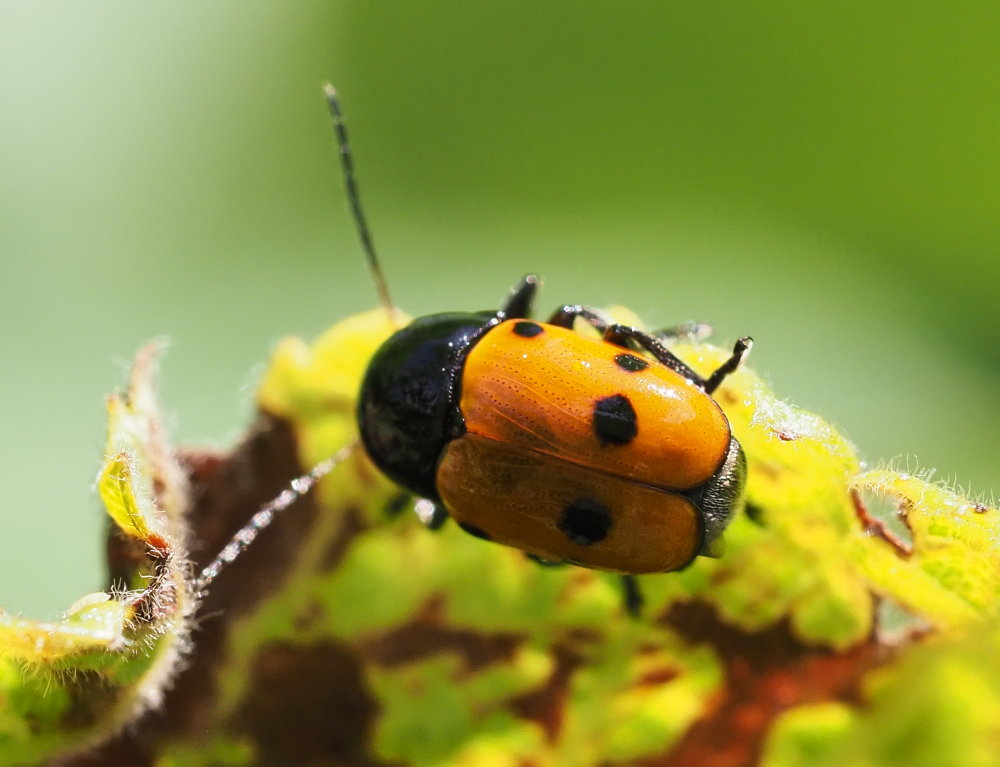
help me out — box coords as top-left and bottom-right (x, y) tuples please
(1, 2), (997, 617)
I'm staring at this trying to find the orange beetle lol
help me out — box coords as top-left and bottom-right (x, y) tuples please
(358, 276), (752, 590)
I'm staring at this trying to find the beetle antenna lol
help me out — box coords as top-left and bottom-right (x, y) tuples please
(323, 83), (395, 318)
(193, 440), (358, 595)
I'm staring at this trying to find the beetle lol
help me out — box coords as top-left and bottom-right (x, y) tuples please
(357, 277), (751, 580)
(197, 87), (752, 613)
(324, 86), (752, 582)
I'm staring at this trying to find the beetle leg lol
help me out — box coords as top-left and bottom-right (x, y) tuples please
(620, 575), (644, 618)
(547, 304), (611, 331)
(600, 325), (633, 347)
(413, 498), (450, 530)
(603, 324), (706, 387)
(500, 274), (540, 319)
(549, 309), (747, 397)
(703, 337), (753, 395)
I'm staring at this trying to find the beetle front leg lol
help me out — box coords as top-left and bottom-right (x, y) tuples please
(500, 274), (540, 319)
(703, 337), (753, 395)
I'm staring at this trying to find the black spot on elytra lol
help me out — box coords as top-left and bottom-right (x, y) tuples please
(558, 498), (612, 546)
(593, 394), (638, 445)
(512, 321), (544, 338)
(614, 353), (648, 372)
(458, 521), (492, 541)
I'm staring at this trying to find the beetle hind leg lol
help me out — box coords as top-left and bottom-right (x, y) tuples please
(620, 575), (644, 618)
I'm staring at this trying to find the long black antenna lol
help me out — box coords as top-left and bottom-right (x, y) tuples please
(323, 83), (394, 317)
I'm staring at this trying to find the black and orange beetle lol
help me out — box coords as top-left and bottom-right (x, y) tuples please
(358, 279), (751, 578)
(321, 86), (752, 589)
(358, 276), (750, 574)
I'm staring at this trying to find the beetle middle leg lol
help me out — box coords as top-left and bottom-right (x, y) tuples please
(548, 306), (752, 395)
(413, 498), (450, 530)
(604, 325), (751, 394)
